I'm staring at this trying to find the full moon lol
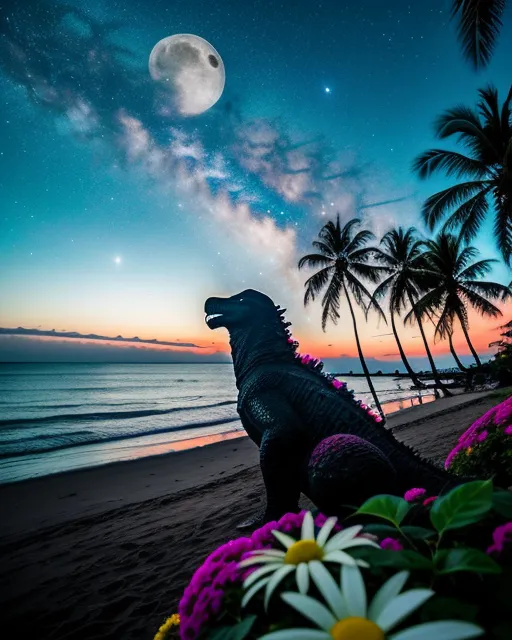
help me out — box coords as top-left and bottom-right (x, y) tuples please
(148, 34), (225, 116)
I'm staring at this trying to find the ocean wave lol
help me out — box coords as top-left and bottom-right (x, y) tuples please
(0, 400), (238, 427)
(0, 416), (241, 458)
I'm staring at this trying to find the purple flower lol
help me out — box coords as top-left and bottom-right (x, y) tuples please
(487, 522), (512, 555)
(380, 537), (403, 551)
(477, 430), (488, 442)
(445, 443), (464, 469)
(504, 425), (512, 435)
(423, 496), (437, 507)
(332, 379), (343, 389)
(404, 488), (426, 502)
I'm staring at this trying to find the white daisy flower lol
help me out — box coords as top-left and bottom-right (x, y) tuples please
(239, 512), (378, 609)
(259, 563), (483, 640)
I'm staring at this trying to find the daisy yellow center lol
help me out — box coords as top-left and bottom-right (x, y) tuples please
(284, 539), (323, 564)
(330, 617), (384, 640)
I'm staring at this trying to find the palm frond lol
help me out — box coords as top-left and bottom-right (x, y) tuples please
(460, 287), (504, 317)
(320, 272), (342, 331)
(459, 258), (496, 280)
(492, 189), (512, 266)
(298, 253), (334, 271)
(422, 181), (490, 229)
(463, 280), (512, 302)
(439, 187), (492, 241)
(412, 148), (487, 179)
(345, 229), (374, 254)
(451, 0), (506, 70)
(345, 270), (387, 323)
(349, 261), (390, 284)
(311, 240), (336, 258)
(303, 266), (334, 306)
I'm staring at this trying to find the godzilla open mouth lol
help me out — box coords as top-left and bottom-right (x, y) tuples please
(205, 313), (224, 328)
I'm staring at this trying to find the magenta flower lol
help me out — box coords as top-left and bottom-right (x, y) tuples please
(380, 537), (403, 551)
(423, 496), (437, 507)
(487, 522), (512, 555)
(404, 487), (426, 502)
(477, 430), (488, 442)
(504, 425), (512, 435)
(332, 379), (343, 389)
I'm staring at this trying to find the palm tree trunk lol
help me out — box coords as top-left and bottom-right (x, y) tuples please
(448, 331), (467, 371)
(456, 310), (483, 368)
(406, 289), (453, 398)
(390, 309), (425, 388)
(342, 281), (384, 416)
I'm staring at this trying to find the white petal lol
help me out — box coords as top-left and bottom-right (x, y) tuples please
(239, 555), (283, 567)
(281, 592), (337, 632)
(241, 576), (270, 608)
(243, 563), (283, 589)
(323, 549), (357, 566)
(272, 530), (297, 549)
(302, 511), (315, 540)
(316, 517), (339, 547)
(342, 564), (367, 617)
(376, 589), (434, 632)
(251, 549), (286, 557)
(296, 562), (310, 594)
(264, 564), (295, 610)
(259, 630), (330, 640)
(309, 560), (348, 619)
(337, 538), (380, 550)
(368, 571), (409, 622)
(390, 620), (484, 640)
(356, 559), (370, 568)
(323, 525), (363, 553)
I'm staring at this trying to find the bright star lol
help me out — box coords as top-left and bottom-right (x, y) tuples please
(114, 256), (122, 264)
(325, 87), (331, 93)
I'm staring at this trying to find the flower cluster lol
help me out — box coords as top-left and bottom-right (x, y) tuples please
(158, 480), (512, 640)
(445, 396), (512, 486)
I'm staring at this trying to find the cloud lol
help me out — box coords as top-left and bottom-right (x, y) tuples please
(0, 335), (230, 363)
(0, 327), (205, 348)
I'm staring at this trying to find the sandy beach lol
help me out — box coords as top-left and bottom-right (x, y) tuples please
(0, 391), (502, 640)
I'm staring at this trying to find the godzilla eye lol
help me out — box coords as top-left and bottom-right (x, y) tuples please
(239, 298), (244, 302)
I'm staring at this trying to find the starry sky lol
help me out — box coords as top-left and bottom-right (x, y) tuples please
(0, 0), (510, 366)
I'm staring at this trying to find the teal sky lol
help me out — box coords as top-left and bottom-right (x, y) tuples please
(0, 0), (510, 363)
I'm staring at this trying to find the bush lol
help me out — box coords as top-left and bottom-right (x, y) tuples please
(446, 396), (512, 487)
(155, 481), (512, 640)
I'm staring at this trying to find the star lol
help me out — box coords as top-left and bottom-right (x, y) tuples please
(325, 87), (331, 94)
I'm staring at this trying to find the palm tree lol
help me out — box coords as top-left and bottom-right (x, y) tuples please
(451, 0), (507, 70)
(409, 232), (512, 369)
(371, 227), (451, 396)
(446, 325), (468, 372)
(298, 216), (386, 415)
(412, 85), (512, 265)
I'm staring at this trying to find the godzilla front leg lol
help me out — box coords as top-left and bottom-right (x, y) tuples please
(237, 392), (308, 529)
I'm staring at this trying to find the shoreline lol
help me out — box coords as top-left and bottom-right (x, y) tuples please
(0, 390), (502, 640)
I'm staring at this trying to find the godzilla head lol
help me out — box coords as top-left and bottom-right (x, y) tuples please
(204, 289), (280, 331)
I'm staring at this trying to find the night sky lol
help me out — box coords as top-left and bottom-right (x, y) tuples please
(1, 0), (511, 365)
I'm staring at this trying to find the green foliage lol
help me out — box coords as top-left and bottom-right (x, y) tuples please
(490, 347), (512, 387)
(492, 490), (512, 518)
(434, 548), (501, 574)
(207, 616), (256, 640)
(355, 494), (410, 526)
(430, 480), (493, 533)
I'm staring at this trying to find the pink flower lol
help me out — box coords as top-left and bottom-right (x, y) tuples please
(487, 522), (512, 555)
(404, 488), (426, 502)
(477, 430), (488, 442)
(423, 496), (437, 507)
(380, 537), (403, 551)
(332, 379), (343, 389)
(504, 425), (512, 435)
(445, 443), (464, 469)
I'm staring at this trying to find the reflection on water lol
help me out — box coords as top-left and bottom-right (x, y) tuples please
(129, 429), (246, 458)
(382, 393), (436, 416)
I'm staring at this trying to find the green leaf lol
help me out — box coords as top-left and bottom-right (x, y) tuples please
(420, 597), (480, 623)
(430, 480), (493, 533)
(366, 548), (433, 570)
(435, 548), (501, 575)
(208, 616), (257, 640)
(493, 490), (512, 518)
(401, 526), (437, 540)
(355, 494), (411, 526)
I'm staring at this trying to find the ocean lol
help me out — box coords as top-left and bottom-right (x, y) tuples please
(0, 363), (434, 484)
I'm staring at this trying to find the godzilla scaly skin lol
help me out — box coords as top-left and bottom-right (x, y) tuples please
(204, 289), (465, 528)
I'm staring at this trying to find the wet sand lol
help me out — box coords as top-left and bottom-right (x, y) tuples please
(0, 391), (501, 640)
